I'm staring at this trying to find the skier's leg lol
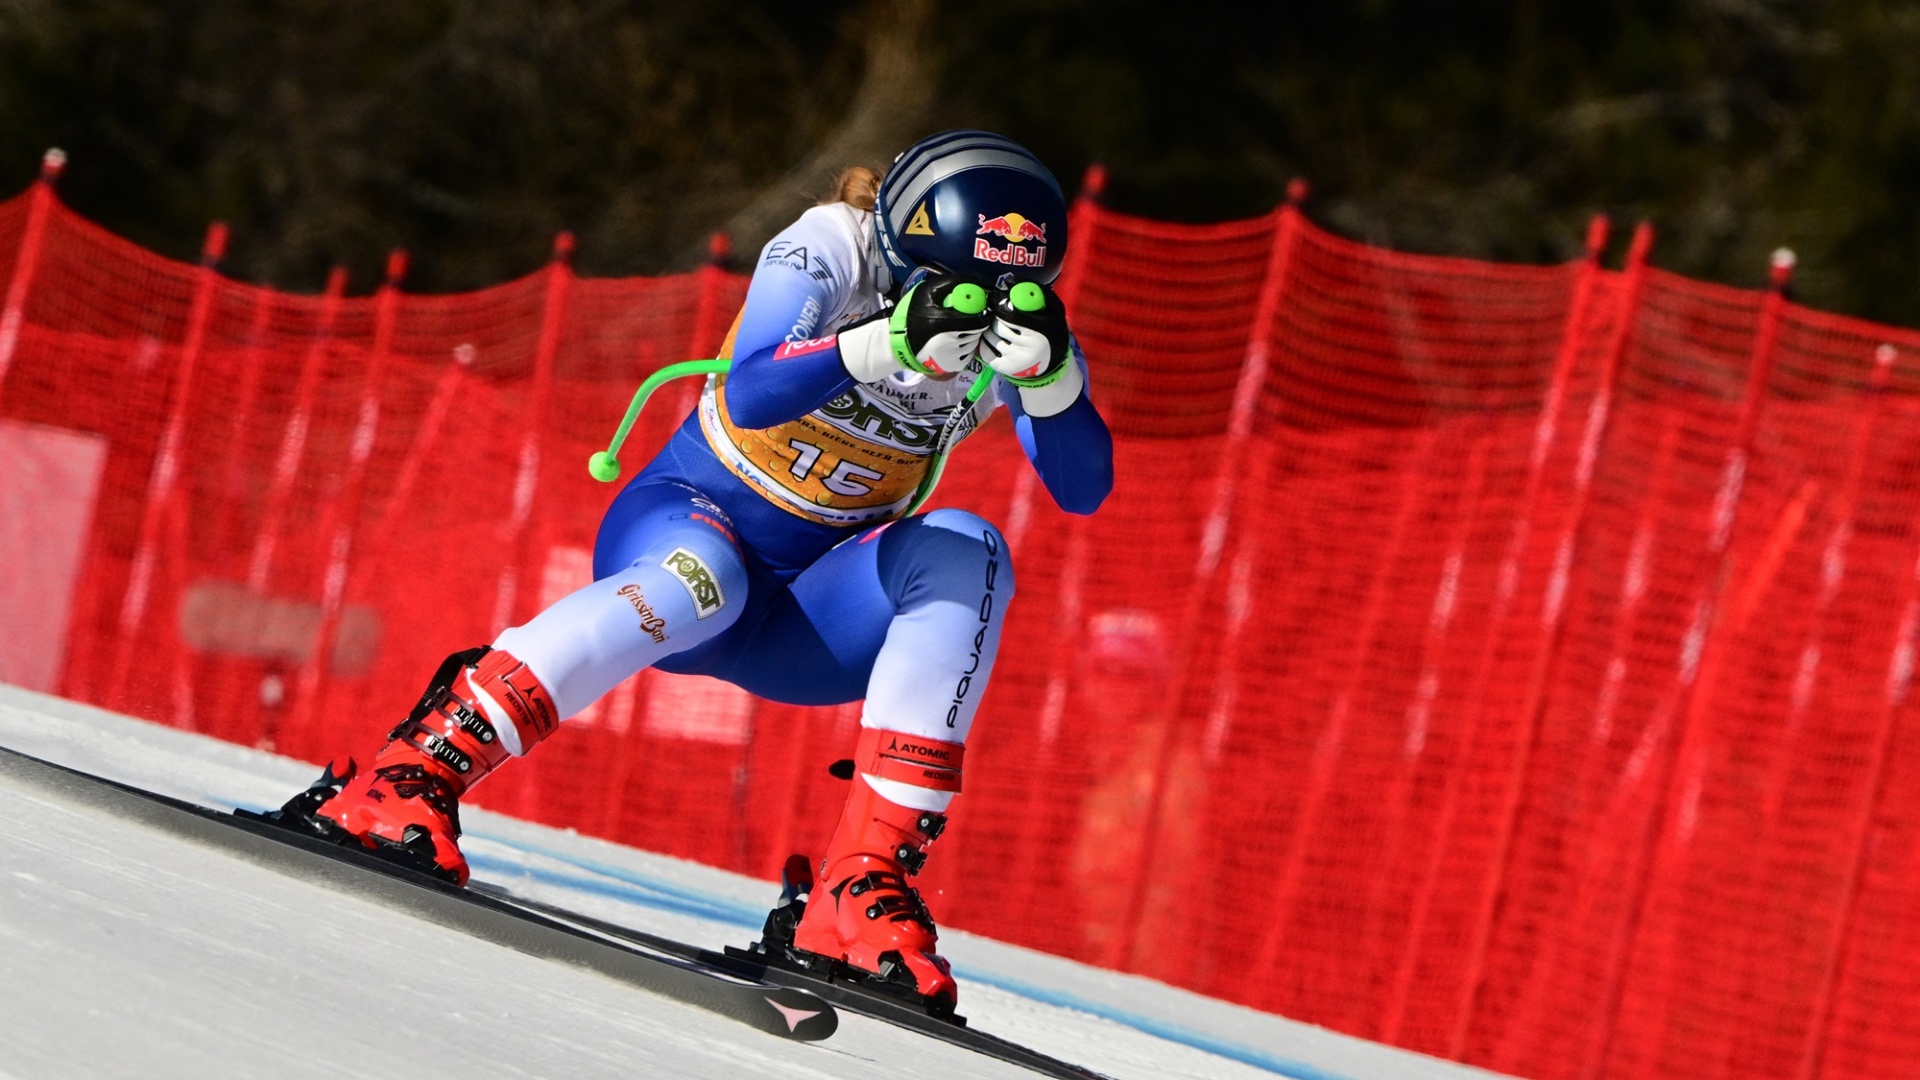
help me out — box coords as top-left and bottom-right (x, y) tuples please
(711, 508), (1012, 1003)
(493, 480), (748, 723)
(284, 481), (748, 884)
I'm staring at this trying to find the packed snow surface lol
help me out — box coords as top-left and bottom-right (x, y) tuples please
(0, 684), (1513, 1080)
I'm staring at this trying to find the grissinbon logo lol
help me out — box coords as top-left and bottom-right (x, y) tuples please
(662, 547), (725, 619)
(616, 584), (669, 643)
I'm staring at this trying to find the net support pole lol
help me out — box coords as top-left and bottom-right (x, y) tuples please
(1118, 180), (1307, 973)
(489, 232), (571, 820)
(360, 343), (473, 580)
(1488, 410), (1685, 1066)
(201, 286), (288, 743)
(0, 148), (65, 413)
(1589, 246), (1794, 1079)
(1795, 343), (1901, 1080)
(1252, 425), (1435, 987)
(247, 267), (350, 594)
(1448, 217), (1636, 1056)
(1348, 430), (1494, 1029)
(492, 234), (572, 647)
(213, 288), (278, 555)
(105, 221), (230, 709)
(286, 251), (408, 749)
(339, 341), (474, 729)
(1697, 318), (1891, 1077)
(1379, 216), (1632, 1046)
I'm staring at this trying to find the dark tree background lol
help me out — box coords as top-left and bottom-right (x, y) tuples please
(3, 0), (1917, 325)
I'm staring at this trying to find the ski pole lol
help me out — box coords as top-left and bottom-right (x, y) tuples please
(904, 281), (1048, 513)
(593, 293), (1012, 506)
(588, 358), (730, 482)
(904, 366), (995, 515)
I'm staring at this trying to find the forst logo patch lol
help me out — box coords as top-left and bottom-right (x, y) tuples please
(661, 547), (726, 619)
(974, 212), (1048, 269)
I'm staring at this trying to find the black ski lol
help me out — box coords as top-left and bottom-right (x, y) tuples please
(469, 881), (1118, 1080)
(0, 744), (836, 1043)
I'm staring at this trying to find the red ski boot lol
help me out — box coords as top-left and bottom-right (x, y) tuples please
(790, 727), (965, 1008)
(273, 646), (558, 885)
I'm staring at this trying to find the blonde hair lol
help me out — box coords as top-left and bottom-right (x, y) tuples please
(825, 165), (882, 211)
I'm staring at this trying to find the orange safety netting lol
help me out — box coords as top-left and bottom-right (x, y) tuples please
(4, 160), (1920, 1080)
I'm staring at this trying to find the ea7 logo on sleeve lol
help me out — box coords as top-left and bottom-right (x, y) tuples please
(661, 548), (726, 619)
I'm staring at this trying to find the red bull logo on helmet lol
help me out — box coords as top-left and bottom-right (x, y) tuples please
(974, 212), (1048, 269)
(977, 212), (1047, 243)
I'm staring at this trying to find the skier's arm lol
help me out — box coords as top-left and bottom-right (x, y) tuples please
(981, 284), (1112, 515)
(728, 272), (993, 429)
(1003, 340), (1113, 516)
(722, 244), (859, 430)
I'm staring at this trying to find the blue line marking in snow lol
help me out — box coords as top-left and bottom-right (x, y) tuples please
(950, 969), (1353, 1080)
(216, 797), (1354, 1080)
(465, 850), (767, 929)
(462, 829), (1355, 1080)
(464, 831), (771, 928)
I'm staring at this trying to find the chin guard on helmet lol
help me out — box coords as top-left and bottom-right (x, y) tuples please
(874, 130), (1069, 291)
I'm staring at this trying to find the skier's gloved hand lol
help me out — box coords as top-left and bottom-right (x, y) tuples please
(983, 281), (1084, 417)
(837, 273), (990, 383)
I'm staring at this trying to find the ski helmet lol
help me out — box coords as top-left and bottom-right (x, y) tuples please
(874, 130), (1068, 290)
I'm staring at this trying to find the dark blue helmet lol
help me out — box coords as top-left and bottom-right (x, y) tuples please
(874, 130), (1068, 290)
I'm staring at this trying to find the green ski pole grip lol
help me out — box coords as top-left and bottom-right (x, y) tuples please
(946, 282), (989, 315)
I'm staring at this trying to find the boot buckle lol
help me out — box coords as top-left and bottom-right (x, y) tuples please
(896, 844), (928, 875)
(915, 811), (947, 841)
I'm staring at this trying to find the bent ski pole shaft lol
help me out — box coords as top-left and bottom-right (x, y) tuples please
(589, 358), (730, 481)
(592, 354), (992, 516)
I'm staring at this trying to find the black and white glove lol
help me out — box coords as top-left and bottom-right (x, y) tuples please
(837, 273), (990, 382)
(981, 281), (1084, 417)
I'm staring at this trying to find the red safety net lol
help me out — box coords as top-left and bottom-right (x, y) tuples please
(5, 158), (1920, 1080)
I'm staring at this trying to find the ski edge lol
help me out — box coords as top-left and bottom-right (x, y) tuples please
(0, 744), (837, 1043)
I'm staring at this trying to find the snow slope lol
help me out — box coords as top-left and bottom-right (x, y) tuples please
(0, 684), (1515, 1080)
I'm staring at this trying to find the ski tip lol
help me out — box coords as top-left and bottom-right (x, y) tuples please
(761, 988), (838, 1041)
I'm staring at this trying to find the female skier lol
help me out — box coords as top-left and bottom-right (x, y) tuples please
(275, 130), (1113, 1006)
